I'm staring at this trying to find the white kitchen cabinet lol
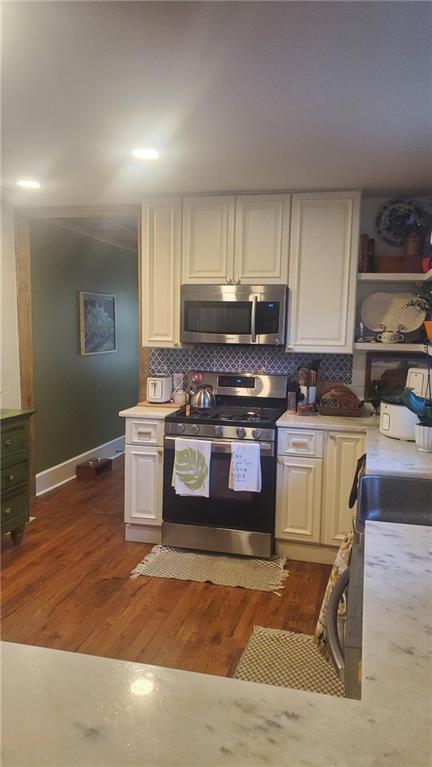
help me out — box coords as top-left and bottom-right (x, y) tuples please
(234, 195), (290, 284)
(321, 431), (366, 546)
(182, 193), (291, 285)
(141, 198), (181, 347)
(124, 444), (163, 527)
(182, 196), (235, 284)
(276, 455), (323, 544)
(287, 191), (360, 353)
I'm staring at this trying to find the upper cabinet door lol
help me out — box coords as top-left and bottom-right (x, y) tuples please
(141, 198), (181, 348)
(287, 192), (360, 353)
(182, 196), (235, 284)
(234, 195), (291, 285)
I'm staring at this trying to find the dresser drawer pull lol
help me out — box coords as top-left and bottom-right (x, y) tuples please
(137, 430), (153, 438)
(5, 439), (12, 446)
(4, 507), (13, 515)
(291, 440), (308, 449)
(8, 474), (15, 481)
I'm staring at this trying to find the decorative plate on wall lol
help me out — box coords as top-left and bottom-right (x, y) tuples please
(360, 291), (426, 332)
(376, 199), (423, 245)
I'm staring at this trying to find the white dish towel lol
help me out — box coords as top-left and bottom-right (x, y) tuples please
(172, 438), (211, 497)
(228, 441), (262, 493)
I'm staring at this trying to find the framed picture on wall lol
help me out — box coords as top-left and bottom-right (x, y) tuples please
(79, 291), (116, 355)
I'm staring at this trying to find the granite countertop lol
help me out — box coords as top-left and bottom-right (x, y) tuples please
(2, 522), (431, 767)
(276, 411), (432, 479)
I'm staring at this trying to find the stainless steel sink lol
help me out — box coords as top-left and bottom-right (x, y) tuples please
(357, 475), (432, 529)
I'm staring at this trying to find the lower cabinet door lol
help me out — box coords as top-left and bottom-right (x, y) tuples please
(124, 445), (163, 526)
(275, 455), (322, 543)
(321, 432), (366, 546)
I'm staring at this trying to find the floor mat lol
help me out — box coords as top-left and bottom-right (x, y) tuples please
(233, 625), (344, 697)
(131, 545), (289, 593)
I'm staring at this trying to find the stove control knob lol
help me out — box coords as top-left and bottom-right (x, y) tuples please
(177, 423), (185, 434)
(252, 429), (262, 440)
(190, 424), (200, 435)
(236, 427), (246, 439)
(214, 425), (223, 437)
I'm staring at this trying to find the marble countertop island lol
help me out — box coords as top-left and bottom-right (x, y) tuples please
(2, 522), (431, 767)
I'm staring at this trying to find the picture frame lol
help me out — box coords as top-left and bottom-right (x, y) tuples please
(79, 291), (116, 356)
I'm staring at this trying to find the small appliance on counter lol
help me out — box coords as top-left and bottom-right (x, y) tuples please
(379, 365), (430, 440)
(379, 398), (417, 441)
(146, 375), (172, 403)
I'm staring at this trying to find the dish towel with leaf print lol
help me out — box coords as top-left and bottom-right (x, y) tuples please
(172, 438), (211, 497)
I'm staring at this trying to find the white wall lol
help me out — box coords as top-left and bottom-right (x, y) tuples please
(1, 203), (21, 408)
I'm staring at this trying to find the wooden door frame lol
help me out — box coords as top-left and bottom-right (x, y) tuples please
(15, 204), (141, 498)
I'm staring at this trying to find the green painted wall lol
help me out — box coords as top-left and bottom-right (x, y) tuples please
(31, 220), (138, 473)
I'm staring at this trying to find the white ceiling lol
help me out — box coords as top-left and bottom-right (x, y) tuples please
(2, 1), (431, 207)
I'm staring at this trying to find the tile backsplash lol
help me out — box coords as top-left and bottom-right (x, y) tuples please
(150, 345), (353, 383)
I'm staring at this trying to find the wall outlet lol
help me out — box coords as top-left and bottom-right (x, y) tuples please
(173, 372), (184, 390)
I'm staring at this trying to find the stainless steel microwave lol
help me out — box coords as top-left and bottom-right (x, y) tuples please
(180, 284), (287, 345)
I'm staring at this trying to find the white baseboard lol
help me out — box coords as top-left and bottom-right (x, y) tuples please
(36, 436), (125, 496)
(276, 539), (337, 565)
(125, 524), (161, 544)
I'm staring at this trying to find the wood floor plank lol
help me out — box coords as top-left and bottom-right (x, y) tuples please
(1, 457), (332, 677)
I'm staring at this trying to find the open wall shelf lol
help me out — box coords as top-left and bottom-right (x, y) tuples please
(354, 342), (431, 355)
(357, 269), (432, 283)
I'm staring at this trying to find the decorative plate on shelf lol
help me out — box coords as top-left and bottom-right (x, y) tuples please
(376, 199), (423, 245)
(360, 291), (426, 333)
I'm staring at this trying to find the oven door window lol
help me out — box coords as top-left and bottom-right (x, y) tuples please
(163, 445), (275, 533)
(184, 301), (252, 335)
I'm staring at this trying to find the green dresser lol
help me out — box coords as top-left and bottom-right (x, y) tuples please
(1, 409), (35, 545)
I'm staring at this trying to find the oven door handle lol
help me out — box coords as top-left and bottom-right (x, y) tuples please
(164, 436), (274, 456)
(251, 295), (257, 343)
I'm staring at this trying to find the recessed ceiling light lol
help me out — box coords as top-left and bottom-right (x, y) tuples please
(17, 179), (41, 189)
(132, 148), (160, 160)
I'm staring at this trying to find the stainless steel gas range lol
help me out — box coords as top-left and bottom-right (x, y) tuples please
(162, 372), (288, 558)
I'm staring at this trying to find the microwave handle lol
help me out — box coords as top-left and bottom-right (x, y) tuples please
(327, 567), (350, 683)
(251, 295), (257, 342)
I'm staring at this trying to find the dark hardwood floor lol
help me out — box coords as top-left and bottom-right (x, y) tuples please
(1, 457), (331, 677)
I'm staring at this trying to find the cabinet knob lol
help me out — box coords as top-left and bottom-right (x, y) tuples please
(173, 343), (179, 347)
(5, 439), (12, 446)
(226, 277), (233, 284)
(235, 277), (241, 285)
(8, 474), (14, 481)
(4, 507), (12, 515)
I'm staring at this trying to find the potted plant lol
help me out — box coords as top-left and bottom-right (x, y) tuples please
(404, 284), (432, 342)
(401, 388), (432, 452)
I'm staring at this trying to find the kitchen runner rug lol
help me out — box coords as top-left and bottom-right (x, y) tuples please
(233, 626), (344, 697)
(130, 545), (289, 593)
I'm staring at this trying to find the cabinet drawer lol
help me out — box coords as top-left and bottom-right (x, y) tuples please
(1, 460), (28, 493)
(278, 429), (323, 458)
(126, 419), (164, 446)
(1, 490), (28, 525)
(1, 425), (26, 461)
